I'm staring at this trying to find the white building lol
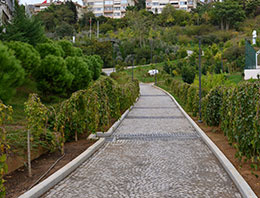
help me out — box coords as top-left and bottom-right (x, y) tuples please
(146, 0), (197, 14)
(0, 0), (15, 26)
(83, 0), (135, 18)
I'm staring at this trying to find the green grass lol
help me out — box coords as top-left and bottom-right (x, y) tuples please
(226, 72), (243, 84)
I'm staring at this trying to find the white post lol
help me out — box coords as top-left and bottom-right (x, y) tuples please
(252, 30), (257, 45)
(27, 130), (32, 177)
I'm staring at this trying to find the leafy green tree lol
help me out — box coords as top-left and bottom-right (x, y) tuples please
(36, 42), (65, 59)
(34, 55), (74, 96)
(76, 38), (113, 67)
(99, 23), (114, 34)
(0, 2), (46, 46)
(66, 56), (92, 92)
(6, 41), (41, 75)
(245, 0), (260, 17)
(56, 22), (75, 38)
(210, 0), (245, 30)
(0, 43), (25, 102)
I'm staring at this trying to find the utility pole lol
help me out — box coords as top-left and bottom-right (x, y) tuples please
(198, 37), (202, 123)
(97, 20), (99, 39)
(132, 58), (134, 81)
(90, 17), (92, 39)
(221, 47), (223, 72)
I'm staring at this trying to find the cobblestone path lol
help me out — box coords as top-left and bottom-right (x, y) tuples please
(44, 84), (242, 198)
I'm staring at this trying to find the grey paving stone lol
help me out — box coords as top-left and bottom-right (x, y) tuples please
(43, 84), (242, 198)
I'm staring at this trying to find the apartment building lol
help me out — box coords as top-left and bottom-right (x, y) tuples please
(0, 0), (15, 25)
(83, 0), (135, 18)
(146, 0), (197, 14)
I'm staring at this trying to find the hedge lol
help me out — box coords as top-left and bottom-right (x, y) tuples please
(161, 78), (260, 163)
(26, 75), (139, 147)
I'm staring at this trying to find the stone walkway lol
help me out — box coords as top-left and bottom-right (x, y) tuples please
(43, 84), (242, 198)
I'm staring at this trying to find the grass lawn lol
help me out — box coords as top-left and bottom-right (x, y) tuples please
(226, 72), (243, 84)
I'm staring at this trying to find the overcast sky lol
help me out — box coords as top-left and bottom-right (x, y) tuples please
(19, 0), (83, 6)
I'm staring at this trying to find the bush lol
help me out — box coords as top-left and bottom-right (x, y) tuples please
(84, 55), (103, 80)
(34, 55), (74, 96)
(36, 42), (64, 59)
(6, 41), (41, 75)
(202, 87), (223, 126)
(65, 56), (92, 92)
(0, 43), (25, 102)
(181, 66), (196, 84)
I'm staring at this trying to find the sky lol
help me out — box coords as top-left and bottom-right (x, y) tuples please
(19, 0), (83, 6)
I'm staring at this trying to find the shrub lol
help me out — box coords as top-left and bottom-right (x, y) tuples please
(36, 42), (64, 59)
(6, 41), (41, 75)
(34, 55), (74, 96)
(65, 56), (92, 92)
(181, 66), (196, 84)
(202, 87), (224, 126)
(0, 101), (12, 197)
(84, 55), (103, 80)
(0, 43), (25, 102)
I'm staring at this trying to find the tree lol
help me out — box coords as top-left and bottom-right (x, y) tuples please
(65, 56), (92, 92)
(0, 43), (25, 102)
(56, 22), (75, 38)
(245, 0), (260, 17)
(210, 0), (245, 30)
(36, 42), (65, 59)
(6, 41), (41, 75)
(57, 40), (83, 58)
(0, 2), (46, 46)
(33, 55), (74, 96)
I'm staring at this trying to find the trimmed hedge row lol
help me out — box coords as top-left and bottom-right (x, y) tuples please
(163, 78), (260, 163)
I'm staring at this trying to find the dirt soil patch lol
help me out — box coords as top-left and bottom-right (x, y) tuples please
(192, 116), (260, 197)
(5, 138), (96, 198)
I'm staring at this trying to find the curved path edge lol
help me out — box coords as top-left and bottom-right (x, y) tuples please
(18, 96), (140, 198)
(153, 85), (257, 198)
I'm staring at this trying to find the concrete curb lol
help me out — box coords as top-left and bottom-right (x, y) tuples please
(18, 138), (106, 198)
(153, 85), (257, 198)
(96, 96), (140, 137)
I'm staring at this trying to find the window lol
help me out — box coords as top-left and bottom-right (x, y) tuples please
(95, 7), (103, 11)
(104, 7), (113, 10)
(94, 1), (103, 5)
(104, 1), (113, 5)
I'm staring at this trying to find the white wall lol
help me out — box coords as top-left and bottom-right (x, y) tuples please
(244, 69), (260, 80)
